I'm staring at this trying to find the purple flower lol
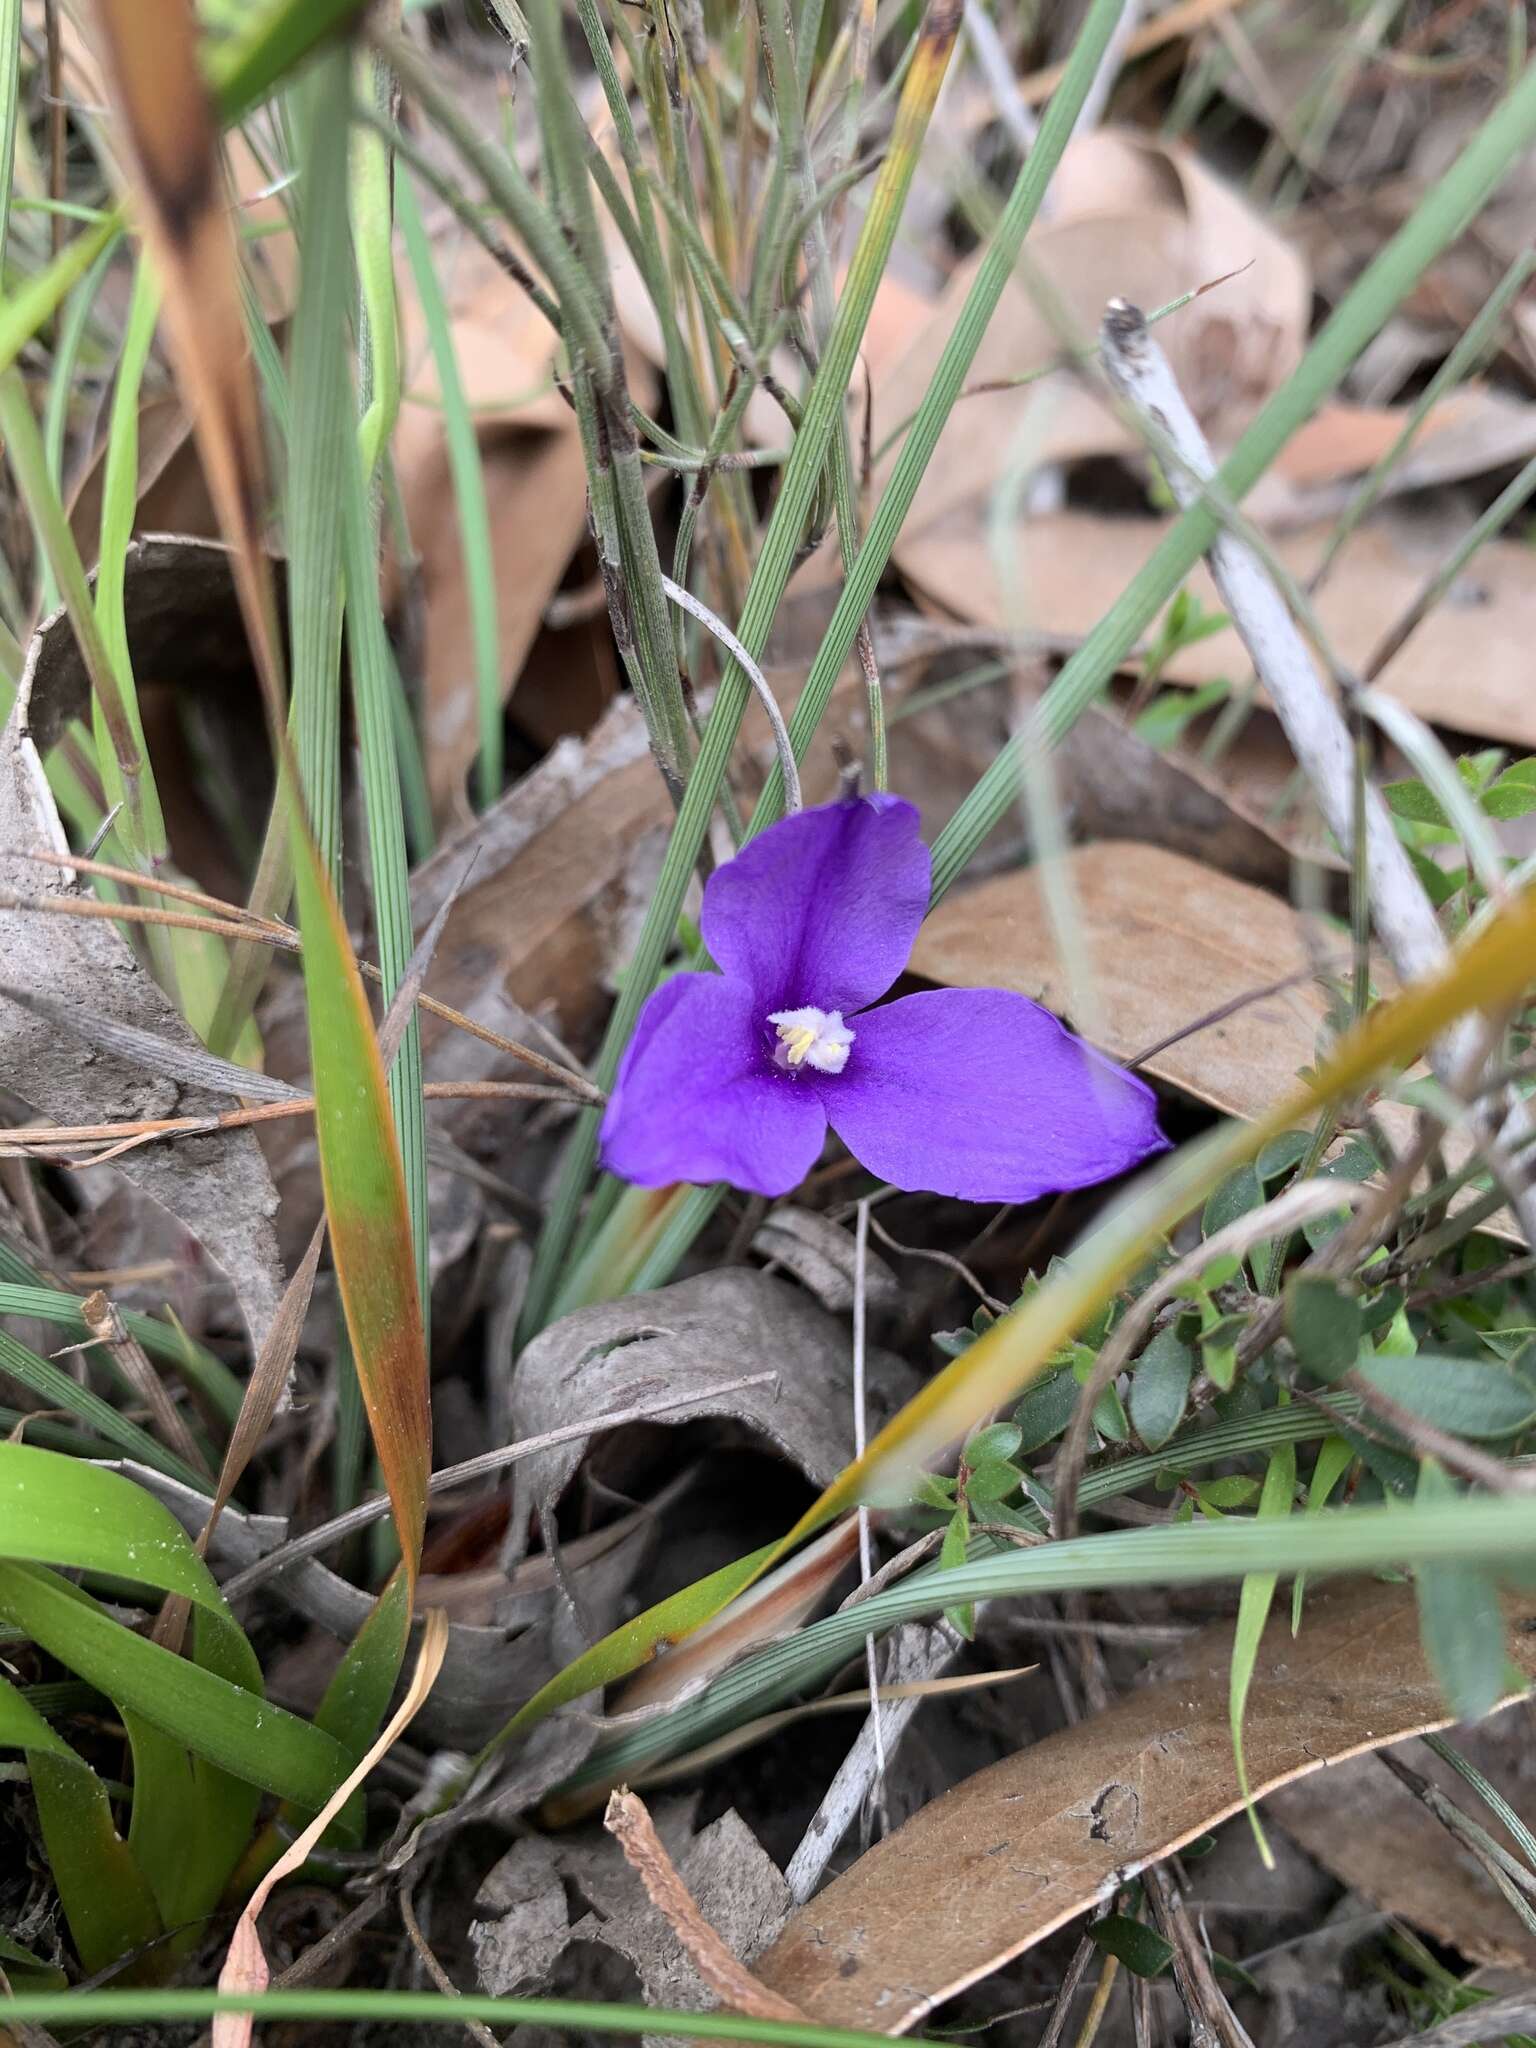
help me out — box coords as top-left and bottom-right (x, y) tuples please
(599, 794), (1168, 1201)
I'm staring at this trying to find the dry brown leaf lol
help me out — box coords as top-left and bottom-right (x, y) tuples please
(750, 1579), (1536, 2033)
(1268, 1707), (1536, 1971)
(393, 221), (656, 825)
(909, 839), (1327, 1121)
(875, 125), (1307, 536)
(896, 506), (1536, 751)
(1055, 693), (1338, 893)
(67, 396), (220, 561)
(1267, 385), (1536, 502)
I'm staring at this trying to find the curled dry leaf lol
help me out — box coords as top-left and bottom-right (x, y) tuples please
(877, 124), (1307, 546)
(392, 205), (657, 824)
(751, 1205), (900, 1316)
(750, 1579), (1536, 2034)
(503, 1268), (921, 1570)
(0, 588), (285, 1358)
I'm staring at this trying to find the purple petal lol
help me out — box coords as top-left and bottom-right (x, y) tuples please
(820, 988), (1168, 1202)
(600, 972), (828, 1197)
(700, 795), (931, 1014)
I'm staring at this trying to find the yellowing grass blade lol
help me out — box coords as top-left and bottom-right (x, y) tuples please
(291, 832), (431, 1582)
(92, 0), (284, 721)
(212, 1609), (447, 2048)
(501, 875), (1536, 1753)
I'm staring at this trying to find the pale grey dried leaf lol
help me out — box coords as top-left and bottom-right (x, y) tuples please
(751, 1205), (899, 1316)
(504, 1268), (920, 1567)
(470, 1837), (572, 1995)
(0, 979), (302, 1104)
(474, 1804), (790, 2029)
(573, 1808), (792, 2026)
(1, 634), (284, 1355)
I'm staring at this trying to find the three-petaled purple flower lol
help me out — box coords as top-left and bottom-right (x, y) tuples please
(600, 794), (1167, 1201)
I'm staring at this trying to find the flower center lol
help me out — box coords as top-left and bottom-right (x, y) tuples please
(768, 1005), (854, 1075)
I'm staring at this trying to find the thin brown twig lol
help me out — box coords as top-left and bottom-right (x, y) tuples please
(604, 1789), (809, 2023)
(0, 1078), (587, 1163)
(3, 863), (602, 1099)
(864, 1211), (1008, 1313)
(1035, 1921), (1105, 2048)
(400, 1874), (501, 2048)
(1144, 1864), (1251, 2048)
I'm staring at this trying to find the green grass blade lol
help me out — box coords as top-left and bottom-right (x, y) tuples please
(0, 1986), (906, 2043)
(575, 1491), (1536, 1794)
(520, 0), (971, 1332)
(341, 342), (431, 1332)
(0, 1561), (347, 1805)
(0, 1676), (162, 1976)
(0, 0), (19, 267)
(285, 52), (351, 882)
(395, 168), (503, 810)
(288, 815), (431, 1580)
(1228, 1434), (1296, 1869)
(0, 215), (119, 382)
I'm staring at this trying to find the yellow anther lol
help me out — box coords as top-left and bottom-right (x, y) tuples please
(779, 1024), (817, 1065)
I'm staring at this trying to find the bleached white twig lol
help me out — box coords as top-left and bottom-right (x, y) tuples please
(1097, 299), (1474, 1076)
(961, 0), (1037, 154)
(661, 587), (802, 814)
(1071, 0), (1143, 136)
(1099, 298), (1536, 1244)
(850, 1197), (886, 1822)
(784, 1620), (962, 1903)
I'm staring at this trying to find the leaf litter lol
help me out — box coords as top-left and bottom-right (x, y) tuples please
(5, 5), (1536, 2045)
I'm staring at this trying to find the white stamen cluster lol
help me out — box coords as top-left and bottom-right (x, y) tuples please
(768, 1005), (854, 1075)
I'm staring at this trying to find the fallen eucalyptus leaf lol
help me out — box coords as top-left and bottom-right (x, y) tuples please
(1268, 1711), (1536, 1970)
(909, 839), (1328, 1122)
(750, 1578), (1536, 2032)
